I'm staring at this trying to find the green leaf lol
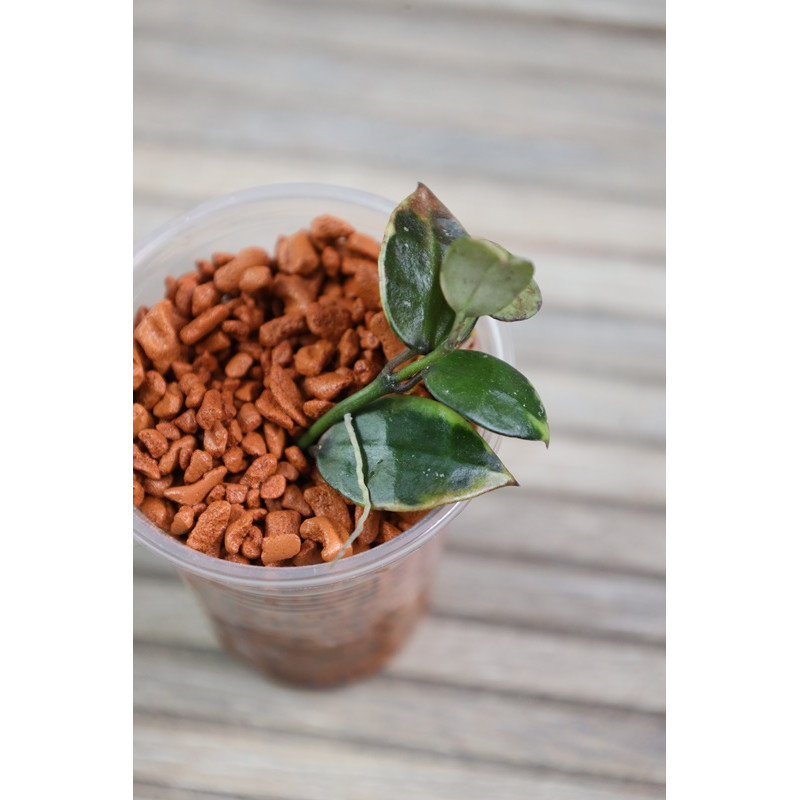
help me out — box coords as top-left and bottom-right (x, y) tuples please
(425, 350), (549, 443)
(490, 273), (542, 321)
(316, 395), (516, 511)
(440, 238), (533, 318)
(378, 183), (468, 352)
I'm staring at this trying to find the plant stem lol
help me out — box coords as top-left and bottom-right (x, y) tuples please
(296, 314), (476, 449)
(296, 371), (394, 449)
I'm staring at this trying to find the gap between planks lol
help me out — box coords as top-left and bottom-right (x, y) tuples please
(134, 781), (284, 800)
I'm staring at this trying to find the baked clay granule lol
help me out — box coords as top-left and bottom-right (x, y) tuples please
(133, 214), (428, 566)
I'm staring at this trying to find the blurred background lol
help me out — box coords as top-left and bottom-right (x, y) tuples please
(133, 0), (665, 797)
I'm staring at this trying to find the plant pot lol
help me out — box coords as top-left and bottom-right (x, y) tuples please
(133, 183), (513, 687)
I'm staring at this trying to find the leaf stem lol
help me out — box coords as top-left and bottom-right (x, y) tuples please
(297, 316), (479, 450)
(296, 371), (392, 449)
(296, 347), (420, 448)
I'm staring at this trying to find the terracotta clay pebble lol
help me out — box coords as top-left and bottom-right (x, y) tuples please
(295, 339), (336, 377)
(304, 371), (353, 401)
(192, 282), (221, 316)
(179, 304), (230, 346)
(345, 231), (381, 261)
(310, 214), (355, 243)
(163, 466), (227, 505)
(292, 539), (324, 566)
(186, 500), (232, 557)
(133, 444), (161, 481)
(141, 496), (173, 530)
(261, 534), (302, 564)
(260, 473), (287, 500)
(266, 510), (302, 538)
(156, 421), (181, 441)
(213, 246), (270, 294)
(304, 484), (352, 533)
(306, 301), (352, 342)
(241, 454), (278, 488)
(133, 477), (145, 507)
(134, 300), (181, 373)
(137, 370), (167, 410)
(277, 230), (320, 276)
(138, 428), (169, 459)
(300, 516), (352, 562)
(133, 404), (154, 437)
(171, 505), (195, 536)
(302, 399), (335, 419)
(224, 510), (261, 557)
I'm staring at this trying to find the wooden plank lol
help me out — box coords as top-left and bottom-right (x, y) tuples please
(133, 85), (663, 205)
(132, 43), (664, 152)
(511, 310), (664, 382)
(135, 0), (666, 36)
(134, 0), (665, 89)
(426, 0), (665, 28)
(499, 433), (664, 508)
(450, 491), (664, 576)
(134, 784), (247, 800)
(134, 715), (664, 800)
(513, 366), (665, 444)
(432, 553), (664, 643)
(133, 144), (664, 258)
(133, 576), (665, 712)
(394, 618), (664, 712)
(134, 643), (665, 784)
(514, 248), (664, 322)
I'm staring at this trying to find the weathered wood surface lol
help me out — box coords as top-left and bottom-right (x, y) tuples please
(133, 0), (665, 796)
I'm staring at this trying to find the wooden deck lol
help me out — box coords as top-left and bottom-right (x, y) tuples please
(133, 1), (665, 797)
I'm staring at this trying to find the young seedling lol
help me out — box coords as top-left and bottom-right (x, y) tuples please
(297, 183), (548, 540)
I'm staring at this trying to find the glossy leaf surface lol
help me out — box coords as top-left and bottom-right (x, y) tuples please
(378, 183), (467, 352)
(440, 238), (533, 318)
(425, 350), (550, 443)
(316, 394), (516, 511)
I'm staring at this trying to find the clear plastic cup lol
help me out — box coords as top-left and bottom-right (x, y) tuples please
(133, 183), (513, 687)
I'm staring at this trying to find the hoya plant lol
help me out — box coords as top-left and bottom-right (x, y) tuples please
(297, 183), (548, 547)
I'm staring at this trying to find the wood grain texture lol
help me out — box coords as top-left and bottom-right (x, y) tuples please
(134, 714), (664, 800)
(133, 0), (665, 795)
(451, 491), (665, 576)
(135, 644), (664, 783)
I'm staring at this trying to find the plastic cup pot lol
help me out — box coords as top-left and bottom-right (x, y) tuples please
(133, 184), (513, 686)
